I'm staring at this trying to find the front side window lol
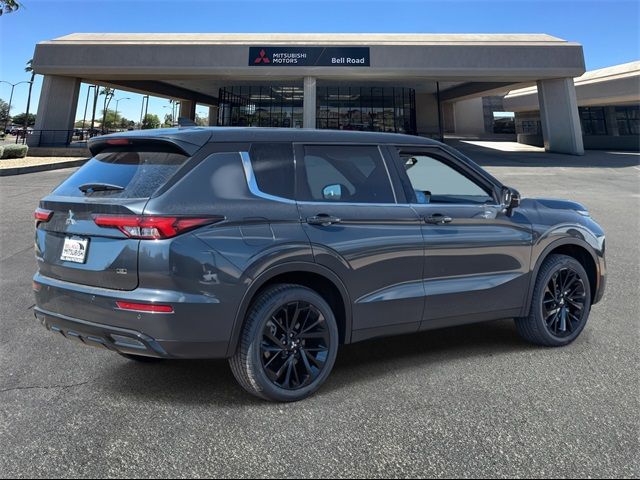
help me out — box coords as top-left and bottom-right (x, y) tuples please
(297, 145), (395, 203)
(400, 153), (494, 205)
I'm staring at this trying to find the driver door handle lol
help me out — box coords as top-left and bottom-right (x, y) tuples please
(307, 214), (342, 226)
(425, 214), (453, 225)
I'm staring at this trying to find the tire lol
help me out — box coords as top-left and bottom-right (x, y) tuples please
(229, 284), (339, 402)
(118, 353), (164, 363)
(515, 254), (592, 347)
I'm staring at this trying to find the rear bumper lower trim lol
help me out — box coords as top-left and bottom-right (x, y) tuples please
(34, 307), (168, 358)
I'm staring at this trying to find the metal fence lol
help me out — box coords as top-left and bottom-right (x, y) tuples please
(13, 129), (122, 147)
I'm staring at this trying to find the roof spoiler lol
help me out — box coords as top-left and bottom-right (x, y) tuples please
(88, 129), (212, 157)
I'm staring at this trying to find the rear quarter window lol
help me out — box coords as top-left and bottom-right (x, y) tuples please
(53, 147), (189, 199)
(249, 143), (295, 199)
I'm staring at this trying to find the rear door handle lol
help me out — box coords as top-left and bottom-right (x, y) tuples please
(425, 214), (453, 225)
(306, 214), (341, 226)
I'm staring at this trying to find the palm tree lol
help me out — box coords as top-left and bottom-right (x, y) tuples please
(23, 59), (35, 133)
(0, 0), (20, 15)
(100, 87), (115, 132)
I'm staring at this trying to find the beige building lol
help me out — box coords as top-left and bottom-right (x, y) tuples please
(504, 61), (640, 151)
(31, 33), (588, 154)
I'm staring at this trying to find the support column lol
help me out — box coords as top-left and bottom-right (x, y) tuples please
(303, 77), (316, 129)
(29, 75), (81, 147)
(537, 78), (584, 155)
(208, 106), (218, 126)
(179, 100), (196, 121)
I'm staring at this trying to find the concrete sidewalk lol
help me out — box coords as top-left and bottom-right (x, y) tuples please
(448, 139), (640, 168)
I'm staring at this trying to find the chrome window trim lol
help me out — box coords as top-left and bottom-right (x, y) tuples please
(239, 151), (296, 205)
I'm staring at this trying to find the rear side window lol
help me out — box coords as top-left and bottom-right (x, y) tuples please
(297, 145), (395, 203)
(53, 146), (189, 199)
(249, 143), (295, 199)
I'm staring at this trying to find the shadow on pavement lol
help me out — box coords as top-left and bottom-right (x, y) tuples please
(100, 318), (531, 406)
(447, 140), (640, 168)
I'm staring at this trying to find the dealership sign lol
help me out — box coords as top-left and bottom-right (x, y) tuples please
(249, 47), (370, 67)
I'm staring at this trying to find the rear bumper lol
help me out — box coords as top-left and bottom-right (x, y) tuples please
(35, 307), (169, 358)
(33, 272), (235, 359)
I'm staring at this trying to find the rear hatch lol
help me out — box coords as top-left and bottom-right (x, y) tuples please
(35, 138), (199, 290)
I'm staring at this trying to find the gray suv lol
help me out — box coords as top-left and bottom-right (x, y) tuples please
(33, 128), (606, 402)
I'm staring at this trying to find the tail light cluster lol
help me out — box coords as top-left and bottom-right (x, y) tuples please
(92, 215), (223, 239)
(34, 208), (53, 223)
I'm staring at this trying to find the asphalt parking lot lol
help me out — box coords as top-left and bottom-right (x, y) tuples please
(1, 144), (638, 478)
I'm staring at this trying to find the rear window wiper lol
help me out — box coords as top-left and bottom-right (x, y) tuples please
(78, 182), (125, 194)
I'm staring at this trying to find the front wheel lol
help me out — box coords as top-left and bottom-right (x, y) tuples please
(515, 254), (591, 347)
(229, 284), (339, 402)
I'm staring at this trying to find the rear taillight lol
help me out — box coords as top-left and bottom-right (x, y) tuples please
(115, 301), (174, 313)
(34, 208), (53, 223)
(92, 215), (222, 239)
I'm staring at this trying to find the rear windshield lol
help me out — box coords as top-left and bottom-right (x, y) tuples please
(53, 146), (189, 199)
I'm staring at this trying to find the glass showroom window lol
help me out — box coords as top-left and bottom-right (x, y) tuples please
(616, 106), (639, 136)
(218, 86), (304, 128)
(315, 86), (416, 134)
(579, 107), (608, 135)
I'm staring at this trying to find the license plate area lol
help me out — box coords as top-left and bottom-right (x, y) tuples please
(60, 236), (89, 263)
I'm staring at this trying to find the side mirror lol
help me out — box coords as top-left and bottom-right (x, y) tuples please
(501, 186), (521, 213)
(322, 184), (343, 201)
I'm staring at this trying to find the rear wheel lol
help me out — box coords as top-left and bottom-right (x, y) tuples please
(229, 284), (339, 402)
(515, 254), (591, 347)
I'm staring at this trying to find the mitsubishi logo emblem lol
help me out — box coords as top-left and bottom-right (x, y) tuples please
(254, 49), (270, 64)
(66, 210), (76, 226)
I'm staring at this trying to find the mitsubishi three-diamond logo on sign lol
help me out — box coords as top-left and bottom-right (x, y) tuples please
(254, 49), (270, 64)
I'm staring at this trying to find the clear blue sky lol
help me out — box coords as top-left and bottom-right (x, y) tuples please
(1, 0), (638, 124)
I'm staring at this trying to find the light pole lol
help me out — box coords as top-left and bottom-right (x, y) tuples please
(113, 97), (130, 130)
(82, 85), (96, 132)
(139, 95), (149, 128)
(1, 80), (32, 133)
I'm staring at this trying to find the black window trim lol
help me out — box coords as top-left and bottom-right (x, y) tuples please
(388, 145), (502, 206)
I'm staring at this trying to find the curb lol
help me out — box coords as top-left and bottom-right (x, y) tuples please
(0, 159), (88, 176)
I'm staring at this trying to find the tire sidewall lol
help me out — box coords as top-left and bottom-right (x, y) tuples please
(246, 286), (339, 402)
(534, 256), (592, 345)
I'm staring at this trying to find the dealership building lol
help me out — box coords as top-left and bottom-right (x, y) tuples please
(504, 61), (640, 151)
(31, 33), (591, 154)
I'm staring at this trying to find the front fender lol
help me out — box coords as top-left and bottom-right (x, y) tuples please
(522, 224), (606, 316)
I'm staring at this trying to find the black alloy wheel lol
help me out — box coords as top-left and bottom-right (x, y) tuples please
(229, 284), (339, 402)
(260, 300), (331, 390)
(542, 267), (587, 338)
(515, 254), (592, 347)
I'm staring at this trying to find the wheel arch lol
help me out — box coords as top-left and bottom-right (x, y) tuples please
(522, 237), (600, 317)
(225, 262), (352, 357)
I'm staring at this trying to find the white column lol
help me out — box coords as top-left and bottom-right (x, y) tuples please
(29, 75), (81, 146)
(537, 78), (584, 155)
(179, 100), (196, 121)
(303, 76), (317, 129)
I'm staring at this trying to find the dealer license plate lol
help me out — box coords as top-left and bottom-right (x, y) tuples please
(60, 236), (89, 263)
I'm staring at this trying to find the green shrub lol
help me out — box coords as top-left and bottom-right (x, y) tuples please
(1, 144), (28, 159)
(0, 146), (4, 158)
